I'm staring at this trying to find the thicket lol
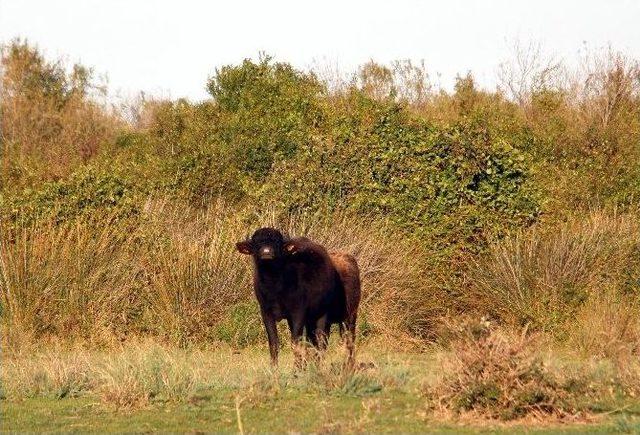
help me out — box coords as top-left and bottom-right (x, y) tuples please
(1, 41), (639, 355)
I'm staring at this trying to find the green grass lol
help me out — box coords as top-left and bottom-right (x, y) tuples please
(2, 343), (640, 433)
(4, 389), (639, 433)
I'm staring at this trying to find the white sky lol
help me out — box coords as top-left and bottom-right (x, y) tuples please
(1, 0), (639, 101)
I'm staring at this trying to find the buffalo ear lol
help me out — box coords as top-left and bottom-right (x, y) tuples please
(236, 240), (253, 255)
(284, 241), (298, 255)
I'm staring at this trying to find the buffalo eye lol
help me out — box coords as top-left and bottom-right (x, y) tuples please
(236, 240), (253, 255)
(284, 242), (298, 254)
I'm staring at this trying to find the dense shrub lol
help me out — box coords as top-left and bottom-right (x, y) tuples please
(1, 166), (142, 226)
(520, 51), (640, 215)
(207, 56), (325, 179)
(2, 42), (640, 350)
(263, 91), (540, 252)
(158, 148), (245, 205)
(145, 99), (222, 157)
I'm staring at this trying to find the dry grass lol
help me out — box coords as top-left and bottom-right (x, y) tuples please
(1, 341), (231, 407)
(139, 200), (254, 345)
(0, 348), (94, 400)
(468, 210), (640, 345)
(3, 204), (637, 357)
(570, 288), (640, 361)
(0, 201), (253, 348)
(2, 330), (633, 427)
(0, 200), (439, 349)
(95, 344), (210, 408)
(0, 215), (144, 345)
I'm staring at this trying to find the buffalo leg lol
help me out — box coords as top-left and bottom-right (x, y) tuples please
(344, 316), (357, 369)
(305, 323), (319, 347)
(304, 317), (329, 364)
(287, 314), (306, 369)
(261, 312), (279, 366)
(305, 322), (320, 364)
(314, 315), (329, 351)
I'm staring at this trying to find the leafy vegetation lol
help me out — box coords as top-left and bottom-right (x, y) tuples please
(263, 93), (539, 251)
(1, 39), (640, 429)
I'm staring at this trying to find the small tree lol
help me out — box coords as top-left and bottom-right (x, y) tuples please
(207, 55), (325, 179)
(1, 39), (116, 189)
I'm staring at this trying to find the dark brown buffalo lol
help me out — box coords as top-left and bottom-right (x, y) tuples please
(236, 227), (361, 366)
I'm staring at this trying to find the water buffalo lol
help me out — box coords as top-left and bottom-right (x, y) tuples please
(236, 227), (361, 366)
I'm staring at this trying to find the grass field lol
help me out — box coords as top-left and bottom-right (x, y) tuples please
(3, 340), (640, 433)
(7, 394), (638, 433)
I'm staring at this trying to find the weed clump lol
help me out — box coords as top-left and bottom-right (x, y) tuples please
(427, 322), (593, 421)
(96, 345), (201, 408)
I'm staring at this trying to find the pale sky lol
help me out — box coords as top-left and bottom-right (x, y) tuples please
(1, 0), (639, 102)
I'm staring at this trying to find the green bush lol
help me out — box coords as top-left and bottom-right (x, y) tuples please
(2, 166), (142, 226)
(128, 57), (328, 205)
(146, 99), (222, 157)
(158, 149), (245, 206)
(214, 301), (264, 348)
(207, 56), (325, 179)
(0, 40), (118, 191)
(262, 91), (540, 252)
